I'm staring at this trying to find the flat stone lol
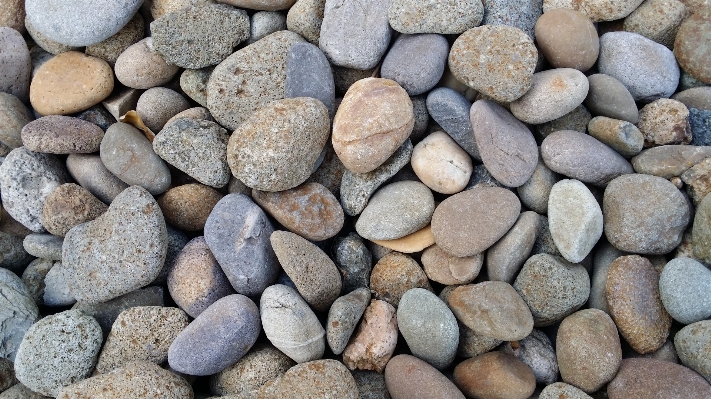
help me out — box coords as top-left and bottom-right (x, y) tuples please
(486, 211), (541, 283)
(164, 106), (214, 127)
(370, 252), (431, 307)
(388, 0), (482, 34)
(371, 225), (436, 253)
(258, 359), (358, 399)
(453, 352), (536, 399)
(534, 9), (598, 71)
(85, 13), (145, 66)
(623, 0), (687, 49)
(426, 87), (480, 160)
(510, 68), (589, 124)
(548, 179), (603, 263)
(0, 268), (39, 361)
(422, 244), (483, 285)
(381, 33), (448, 96)
(584, 73), (639, 123)
(115, 38), (180, 90)
(285, 42), (335, 117)
(42, 183), (108, 237)
(632, 145), (711, 178)
(101, 87), (140, 121)
(482, 0), (542, 39)
(542, 0), (643, 21)
(65, 154), (129, 204)
(500, 329), (558, 385)
(22, 115), (103, 154)
(220, 0), (296, 10)
(210, 343), (295, 397)
(675, 320), (711, 383)
(0, 28), (30, 103)
(608, 358), (711, 399)
(326, 288), (370, 355)
(637, 98), (692, 146)
(673, 86), (711, 110)
(343, 299), (398, 372)
(659, 257), (711, 324)
(384, 355), (465, 399)
(675, 8), (711, 85)
(0, 92), (32, 149)
(587, 116), (644, 157)
(22, 233), (62, 260)
(135, 87), (190, 132)
(517, 156), (560, 214)
(158, 184), (224, 231)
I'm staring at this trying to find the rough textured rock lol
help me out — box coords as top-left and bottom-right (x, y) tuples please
(659, 257), (711, 324)
(343, 299), (398, 372)
(21, 115), (103, 154)
(542, 0), (644, 21)
(0, 29), (30, 102)
(675, 320), (711, 384)
(623, 0), (687, 49)
(210, 343), (295, 397)
(85, 13), (145, 66)
(326, 288), (370, 355)
(384, 354), (465, 399)
(539, 383), (592, 399)
(388, 0), (483, 34)
(380, 33), (448, 96)
(258, 359), (358, 399)
(0, 92), (32, 149)
(42, 183), (108, 237)
(332, 233), (372, 293)
(0, 268), (39, 361)
(637, 98), (692, 146)
(369, 252), (431, 307)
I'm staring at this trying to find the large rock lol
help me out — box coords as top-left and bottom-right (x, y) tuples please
(674, 8), (711, 85)
(258, 359), (359, 399)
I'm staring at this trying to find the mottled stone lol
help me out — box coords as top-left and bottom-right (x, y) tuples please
(65, 154), (129, 204)
(180, 67), (212, 108)
(258, 359), (358, 399)
(343, 299), (398, 372)
(482, 0), (542, 39)
(637, 98), (692, 146)
(21, 258), (54, 304)
(588, 116), (644, 157)
(659, 257), (711, 324)
(42, 183), (107, 237)
(673, 86), (711, 111)
(422, 244), (482, 285)
(675, 8), (711, 85)
(136, 87), (191, 132)
(501, 329), (558, 385)
(210, 343), (295, 397)
(388, 0), (482, 34)
(114, 38), (180, 89)
(384, 354), (465, 399)
(0, 268), (39, 361)
(674, 320), (711, 383)
(584, 73), (639, 123)
(369, 252), (431, 307)
(285, 0), (325, 44)
(22, 115), (103, 154)
(548, 179), (603, 262)
(542, 0), (644, 21)
(682, 157), (711, 205)
(623, 0), (687, 49)
(333, 233), (372, 293)
(453, 352), (536, 399)
(539, 383), (592, 399)
(631, 145), (711, 178)
(0, 28), (30, 103)
(0, 92), (32, 149)
(22, 233), (61, 261)
(0, 0), (25, 32)
(85, 13), (145, 66)
(158, 184), (224, 231)
(510, 68), (590, 124)
(42, 262), (74, 306)
(327, 288), (370, 355)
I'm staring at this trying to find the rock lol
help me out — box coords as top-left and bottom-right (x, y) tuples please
(42, 183), (107, 237)
(307, 143), (346, 196)
(285, 42), (335, 117)
(14, 310), (102, 397)
(220, 0), (296, 10)
(454, 352), (536, 399)
(693, 192), (711, 263)
(380, 34), (448, 96)
(384, 354), (465, 399)
(607, 358), (711, 399)
(370, 252), (431, 307)
(673, 86), (711, 111)
(150, 225), (189, 287)
(258, 359), (358, 399)
(659, 258), (711, 324)
(286, 0), (324, 44)
(584, 73), (639, 123)
(607, 255), (671, 354)
(541, 130), (634, 186)
(397, 288), (458, 369)
(350, 371), (389, 399)
(431, 186), (520, 257)
(481, 0), (542, 39)
(448, 282), (534, 341)
(260, 284), (325, 363)
(534, 9), (598, 71)
(0, 383), (50, 398)
(0, 28), (30, 103)
(388, 0), (482, 34)
(0, 92), (32, 148)
(164, 106), (214, 126)
(371, 225), (435, 254)
(536, 104), (592, 139)
(204, 194), (279, 296)
(449, 25), (537, 102)
(96, 306), (189, 373)
(158, 184), (223, 231)
(135, 88), (190, 132)
(542, 0), (643, 21)
(22, 233), (62, 260)
(25, 17), (80, 55)
(0, 147), (67, 232)
(270, 230), (342, 312)
(0, 358), (18, 392)
(603, 173), (689, 254)
(115, 38), (180, 89)
(21, 259), (54, 304)
(623, 0), (687, 49)
(210, 343), (295, 397)
(456, 323), (503, 359)
(674, 320), (711, 383)
(486, 211), (541, 283)
(0, 268), (38, 361)
(637, 98), (692, 146)
(598, 32), (679, 102)
(343, 299), (398, 372)
(101, 87), (140, 121)
(151, 4), (249, 69)
(253, 182), (344, 241)
(470, 99), (538, 187)
(42, 263), (74, 306)
(500, 329), (558, 385)
(65, 154), (129, 204)
(589, 241), (627, 314)
(517, 156), (560, 214)
(689, 108), (711, 145)
(0, 231), (33, 273)
(55, 361), (193, 399)
(333, 233), (372, 294)
(426, 87), (480, 160)
(0, 0), (25, 32)
(682, 157), (711, 205)
(327, 288), (370, 355)
(539, 383), (592, 399)
(675, 8), (711, 85)
(248, 11), (286, 44)
(632, 145), (711, 178)
(510, 68), (589, 124)
(21, 116), (103, 154)
(548, 179), (603, 262)
(85, 13), (145, 66)
(179, 67), (212, 107)
(63, 186), (167, 304)
(422, 244), (483, 285)
(587, 116), (644, 157)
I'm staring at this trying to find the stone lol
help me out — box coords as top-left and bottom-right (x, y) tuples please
(371, 225), (436, 254)
(85, 13), (145, 66)
(587, 116), (644, 157)
(332, 78), (413, 174)
(25, 17), (80, 55)
(422, 244), (483, 285)
(0, 268), (39, 361)
(333, 233), (372, 293)
(589, 241), (626, 314)
(0, 231), (33, 274)
(607, 358), (711, 399)
(286, 0), (324, 44)
(307, 143), (347, 196)
(260, 284), (325, 363)
(369, 252), (431, 307)
(343, 299), (398, 372)
(0, 358), (17, 392)
(510, 68), (590, 124)
(65, 154), (129, 204)
(100, 123), (171, 195)
(470, 99), (538, 187)
(632, 145), (711, 178)
(115, 38), (180, 89)
(486, 211), (540, 283)
(603, 173), (689, 254)
(431, 186), (521, 257)
(675, 8), (711, 85)
(536, 104), (592, 139)
(659, 257), (711, 324)
(21, 259), (54, 304)
(598, 32), (679, 102)
(682, 157), (711, 205)
(326, 288), (370, 355)
(210, 343), (295, 397)
(380, 34), (448, 96)
(539, 383), (592, 399)
(14, 310), (102, 397)
(674, 320), (711, 383)
(253, 182), (344, 241)
(101, 88), (140, 121)
(517, 156), (560, 214)
(623, 0), (687, 49)
(148, 0), (215, 18)
(63, 186), (167, 304)
(0, 28), (30, 103)
(96, 306), (189, 373)
(454, 352), (536, 399)
(42, 263), (75, 306)
(689, 108), (711, 145)
(0, 383), (49, 398)
(448, 282), (534, 341)
(258, 359), (358, 399)
(351, 371), (389, 399)
(673, 86), (711, 111)
(22, 116), (103, 154)
(42, 183), (108, 237)
(0, 147), (67, 232)
(534, 9), (598, 71)
(384, 354), (465, 399)
(388, 0), (483, 34)
(204, 194), (279, 296)
(285, 42), (335, 117)
(22, 233), (62, 260)
(150, 225), (189, 287)
(693, 193), (711, 263)
(637, 98), (692, 146)
(0, 92), (32, 149)
(500, 329), (558, 385)
(135, 88), (191, 132)
(456, 323), (502, 359)
(426, 87), (480, 160)
(0, 0), (24, 32)
(164, 107), (214, 127)
(248, 11), (286, 44)
(481, 0), (542, 39)
(152, 4), (249, 69)
(584, 73), (639, 123)
(542, 0), (644, 21)
(179, 67), (212, 107)
(270, 230), (342, 312)
(158, 184), (224, 231)
(548, 179), (603, 262)
(449, 25), (537, 102)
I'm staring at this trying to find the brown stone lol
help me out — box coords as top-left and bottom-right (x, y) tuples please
(332, 78), (414, 174)
(637, 99), (692, 146)
(342, 300), (398, 373)
(421, 244), (483, 285)
(21, 115), (104, 154)
(30, 51), (114, 116)
(157, 184), (223, 231)
(632, 145), (711, 178)
(607, 358), (711, 399)
(674, 8), (711, 84)
(453, 352), (536, 399)
(623, 0), (687, 49)
(369, 252), (431, 307)
(535, 9), (599, 71)
(681, 156), (711, 205)
(0, 0), (25, 32)
(384, 354), (465, 399)
(606, 255), (672, 354)
(257, 359), (358, 399)
(42, 183), (108, 237)
(210, 343), (295, 397)
(371, 225), (436, 253)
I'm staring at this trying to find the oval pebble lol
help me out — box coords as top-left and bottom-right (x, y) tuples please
(326, 288), (370, 355)
(637, 98), (692, 146)
(285, 42), (336, 117)
(115, 38), (180, 90)
(675, 8), (711, 85)
(42, 183), (108, 237)
(584, 73), (639, 123)
(135, 87), (191, 132)
(21, 115), (103, 154)
(258, 359), (358, 399)
(486, 211), (541, 283)
(587, 116), (644, 157)
(369, 252), (431, 307)
(422, 244), (483, 285)
(608, 357), (711, 399)
(158, 184), (224, 232)
(534, 9), (599, 71)
(542, 0), (644, 21)
(674, 320), (711, 383)
(0, 92), (32, 149)
(500, 329), (559, 385)
(426, 87), (480, 160)
(380, 33), (448, 96)
(85, 12), (145, 66)
(210, 343), (295, 397)
(384, 354), (465, 399)
(453, 352), (536, 399)
(388, 0), (483, 34)
(0, 27), (30, 103)
(65, 154), (128, 204)
(548, 179), (603, 263)
(659, 257), (711, 324)
(510, 68), (589, 124)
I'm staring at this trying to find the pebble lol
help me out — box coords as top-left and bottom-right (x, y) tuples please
(41, 183), (108, 237)
(56, 360), (193, 399)
(158, 184), (224, 231)
(285, 0), (324, 44)
(260, 284), (325, 363)
(0, 92), (32, 149)
(343, 299), (399, 372)
(0, 147), (67, 232)
(220, 0), (296, 10)
(449, 25), (537, 102)
(210, 343), (295, 397)
(584, 73), (640, 123)
(179, 67), (212, 107)
(689, 108), (711, 145)
(486, 211), (541, 283)
(115, 38), (180, 90)
(539, 382), (592, 399)
(637, 98), (692, 146)
(534, 9), (599, 71)
(369, 252), (432, 307)
(607, 358), (711, 399)
(603, 174), (689, 254)
(62, 186), (167, 304)
(587, 116), (644, 157)
(152, 4), (249, 69)
(1, 383), (50, 398)
(542, 0), (643, 21)
(517, 157), (560, 214)
(674, 8), (711, 85)
(350, 370), (389, 399)
(598, 32), (679, 102)
(204, 194), (279, 296)
(0, 268), (39, 361)
(388, 0), (482, 34)
(21, 258), (54, 304)
(270, 230), (342, 312)
(371, 225), (436, 254)
(164, 107), (214, 127)
(253, 182), (344, 241)
(659, 257), (711, 324)
(0, 358), (17, 392)
(422, 244), (483, 285)
(674, 320), (711, 383)
(258, 359), (358, 399)
(102, 87), (140, 120)
(25, 0), (143, 46)
(510, 68), (589, 124)
(632, 145), (711, 178)
(96, 306), (189, 373)
(307, 143), (347, 196)
(284, 42), (335, 117)
(482, 0), (541, 39)
(24, 17), (79, 55)
(454, 352), (536, 399)
(136, 87), (191, 132)
(448, 282), (534, 341)
(500, 329), (558, 385)
(327, 288), (370, 355)
(0, 0), (24, 32)
(470, 99), (538, 187)
(541, 130), (634, 186)
(151, 225), (189, 287)
(169, 294), (261, 376)
(0, 28), (30, 103)
(548, 179), (603, 262)
(85, 13), (145, 66)
(333, 78), (413, 174)
(682, 157), (711, 205)
(248, 11), (286, 44)
(100, 122), (172, 195)
(41, 262), (75, 306)
(673, 86), (711, 110)
(65, 154), (129, 204)
(22, 116), (103, 154)
(623, 0), (687, 50)
(332, 233), (372, 293)
(168, 236), (235, 318)
(536, 104), (592, 139)
(607, 255), (672, 354)
(397, 288), (459, 369)
(693, 193), (711, 263)
(514, 254), (590, 326)
(426, 87), (480, 160)
(384, 354), (465, 399)
(431, 186), (521, 257)
(14, 310), (102, 397)
(588, 241), (626, 314)
(22, 233), (62, 260)
(380, 34), (448, 96)
(228, 97), (329, 191)
(456, 324), (502, 359)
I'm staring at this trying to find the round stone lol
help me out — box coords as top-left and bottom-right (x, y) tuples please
(21, 115), (103, 154)
(0, 92), (32, 149)
(548, 179), (603, 263)
(674, 320), (711, 383)
(258, 359), (358, 399)
(587, 116), (644, 157)
(65, 154), (129, 204)
(539, 382), (592, 399)
(369, 252), (432, 307)
(510, 68), (590, 124)
(607, 358), (711, 399)
(388, 0), (483, 34)
(326, 288), (370, 355)
(42, 183), (108, 237)
(637, 98), (692, 146)
(384, 355), (466, 399)
(584, 73), (639, 123)
(115, 38), (180, 89)
(453, 352), (536, 399)
(210, 343), (295, 397)
(534, 9), (599, 71)
(659, 257), (711, 324)
(285, 0), (324, 44)
(342, 299), (399, 372)
(0, 27), (30, 103)
(675, 8), (711, 84)
(135, 87), (190, 132)
(481, 0), (542, 39)
(158, 184), (223, 231)
(380, 33), (449, 96)
(422, 244), (483, 285)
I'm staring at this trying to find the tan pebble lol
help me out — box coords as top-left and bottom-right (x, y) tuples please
(384, 354), (465, 399)
(42, 183), (108, 237)
(210, 343), (295, 397)
(371, 225), (435, 254)
(411, 131), (472, 194)
(115, 38), (179, 89)
(587, 116), (644, 157)
(369, 252), (431, 307)
(535, 9), (599, 71)
(342, 299), (398, 372)
(421, 244), (482, 285)
(453, 352), (536, 399)
(157, 184), (223, 231)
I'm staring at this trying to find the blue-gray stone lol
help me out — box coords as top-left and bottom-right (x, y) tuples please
(689, 108), (711, 146)
(482, 0), (542, 40)
(285, 42), (336, 117)
(333, 233), (373, 294)
(659, 257), (711, 324)
(204, 194), (279, 296)
(0, 268), (39, 361)
(168, 294), (261, 376)
(426, 87), (481, 161)
(380, 34), (448, 96)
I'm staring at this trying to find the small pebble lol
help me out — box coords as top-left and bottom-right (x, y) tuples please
(258, 359), (358, 399)
(510, 68), (590, 124)
(380, 34), (449, 96)
(500, 329), (559, 385)
(0, 92), (32, 149)
(158, 184), (223, 231)
(0, 27), (30, 103)
(41, 263), (75, 306)
(534, 9), (599, 71)
(0, 268), (39, 361)
(41, 183), (108, 237)
(539, 382), (592, 399)
(548, 179), (603, 263)
(369, 252), (431, 307)
(136, 87), (191, 132)
(659, 257), (711, 324)
(587, 116), (644, 157)
(674, 320), (711, 383)
(517, 156), (560, 214)
(85, 13), (145, 66)
(426, 87), (480, 160)
(637, 98), (692, 146)
(65, 154), (129, 204)
(210, 343), (295, 397)
(486, 211), (541, 283)
(285, 42), (336, 117)
(332, 233), (372, 293)
(248, 11), (287, 44)
(584, 73), (639, 123)
(422, 244), (483, 285)
(343, 299), (398, 372)
(115, 38), (180, 90)
(22, 233), (62, 260)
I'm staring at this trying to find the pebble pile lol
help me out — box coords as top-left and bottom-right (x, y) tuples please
(1, 0), (711, 398)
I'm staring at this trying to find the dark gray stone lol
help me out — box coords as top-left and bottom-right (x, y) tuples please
(0, 231), (34, 273)
(0, 268), (38, 361)
(285, 42), (336, 118)
(689, 108), (711, 146)
(380, 34), (448, 96)
(327, 287), (370, 355)
(65, 154), (129, 204)
(333, 233), (373, 294)
(76, 105), (116, 132)
(426, 87), (480, 160)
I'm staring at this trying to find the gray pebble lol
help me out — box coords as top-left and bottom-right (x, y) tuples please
(536, 104), (592, 139)
(21, 258), (54, 305)
(115, 37), (180, 90)
(487, 211), (541, 283)
(548, 179), (603, 263)
(0, 268), (38, 361)
(500, 329), (558, 384)
(21, 115), (104, 154)
(587, 116), (644, 158)
(42, 262), (75, 306)
(426, 88), (480, 160)
(0, 383), (49, 399)
(22, 234), (62, 261)
(30, 46), (54, 78)
(352, 370), (391, 399)
(689, 108), (711, 146)
(136, 87), (191, 132)
(180, 66), (213, 107)
(0, 92), (32, 149)
(65, 154), (129, 204)
(675, 320), (711, 383)
(85, 12), (145, 66)
(517, 154), (560, 214)
(0, 27), (30, 103)
(0, 231), (34, 273)
(584, 73), (639, 123)
(151, 225), (189, 286)
(410, 95), (429, 141)
(333, 233), (373, 294)
(24, 17), (79, 55)
(327, 287), (371, 355)
(249, 11), (287, 44)
(482, 0), (542, 39)
(659, 257), (711, 324)
(381, 34), (448, 96)
(285, 42), (336, 117)
(76, 105), (116, 132)
(388, 0), (483, 34)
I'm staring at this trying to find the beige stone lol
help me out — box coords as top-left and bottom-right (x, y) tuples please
(370, 225), (435, 253)
(342, 300), (398, 372)
(453, 352), (536, 399)
(637, 98), (692, 146)
(535, 9), (599, 71)
(369, 252), (432, 307)
(412, 131), (472, 194)
(157, 184), (223, 231)
(421, 244), (482, 285)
